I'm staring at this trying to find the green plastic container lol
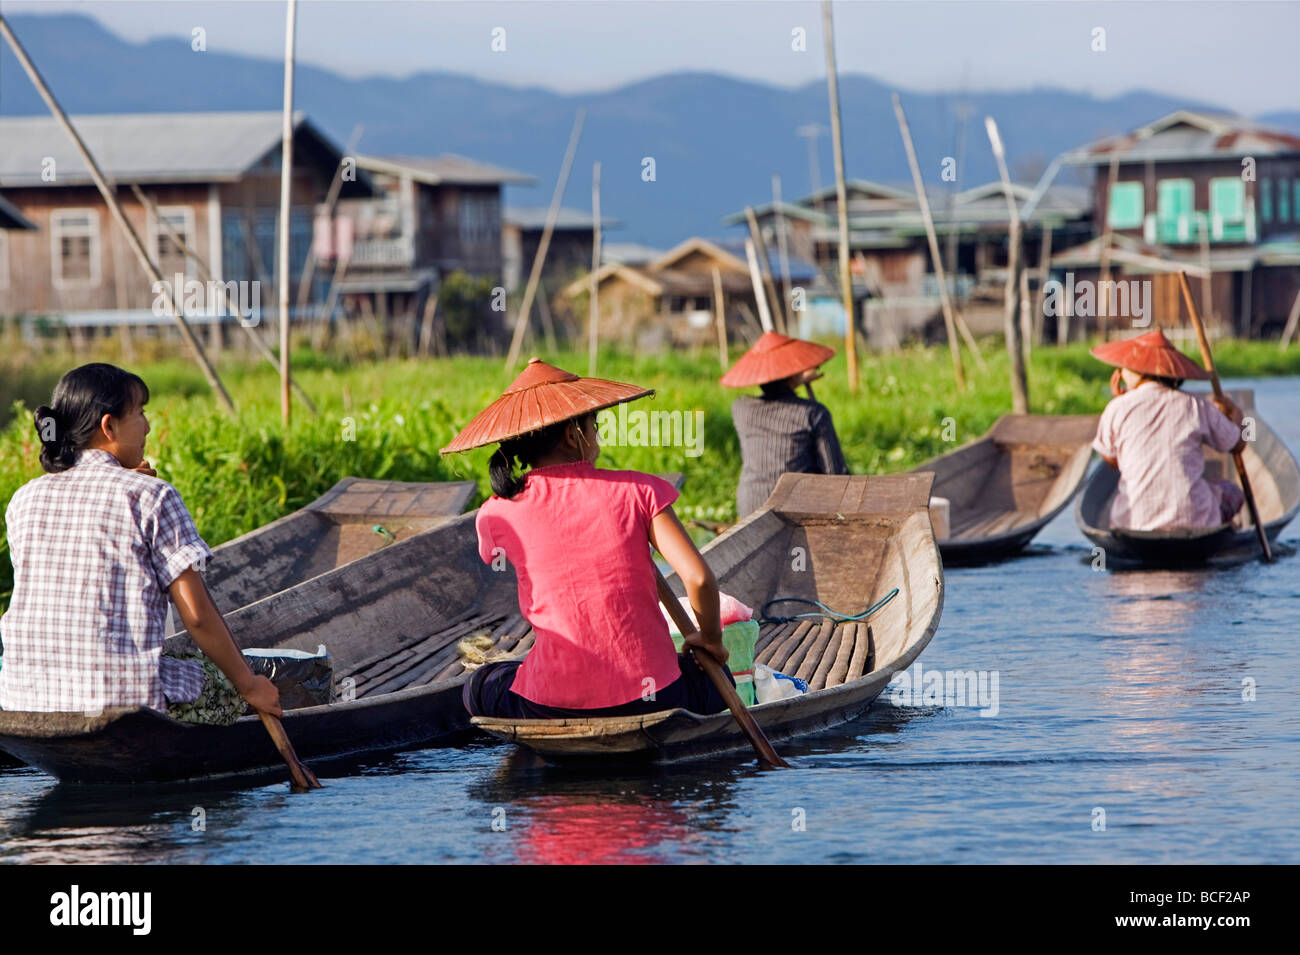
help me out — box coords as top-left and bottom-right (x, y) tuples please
(669, 619), (758, 706)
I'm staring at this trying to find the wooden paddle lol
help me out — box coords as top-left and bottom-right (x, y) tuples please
(258, 712), (322, 790)
(653, 568), (790, 768)
(1177, 271), (1272, 563)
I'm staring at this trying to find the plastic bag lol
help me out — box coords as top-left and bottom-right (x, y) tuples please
(242, 644), (334, 711)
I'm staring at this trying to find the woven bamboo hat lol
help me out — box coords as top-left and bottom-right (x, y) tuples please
(1089, 329), (1209, 381)
(720, 331), (835, 388)
(440, 358), (654, 454)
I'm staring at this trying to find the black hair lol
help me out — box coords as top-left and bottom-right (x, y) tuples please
(759, 379), (797, 398)
(489, 412), (595, 500)
(1143, 374), (1184, 390)
(33, 363), (149, 473)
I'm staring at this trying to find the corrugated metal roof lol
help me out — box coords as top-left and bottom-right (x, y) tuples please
(1063, 110), (1300, 165)
(0, 192), (35, 230)
(601, 242), (663, 266)
(0, 111), (355, 187)
(359, 154), (535, 186)
(504, 206), (619, 230)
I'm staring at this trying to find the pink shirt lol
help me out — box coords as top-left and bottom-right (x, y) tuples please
(475, 462), (682, 709)
(1093, 384), (1242, 531)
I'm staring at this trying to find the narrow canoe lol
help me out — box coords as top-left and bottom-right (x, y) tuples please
(0, 473), (681, 783)
(914, 414), (1098, 564)
(1075, 389), (1300, 567)
(200, 477), (476, 612)
(0, 477), (474, 773)
(472, 472), (944, 765)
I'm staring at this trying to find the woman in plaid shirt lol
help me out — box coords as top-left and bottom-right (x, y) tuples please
(0, 363), (280, 720)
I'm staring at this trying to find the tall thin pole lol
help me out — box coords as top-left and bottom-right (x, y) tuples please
(588, 161), (601, 375)
(745, 205), (785, 333)
(822, 0), (858, 391)
(506, 108), (585, 371)
(744, 238), (774, 332)
(892, 93), (966, 391)
(0, 14), (235, 413)
(985, 115), (1029, 414)
(772, 174), (794, 332)
(278, 0), (297, 427)
(712, 265), (728, 370)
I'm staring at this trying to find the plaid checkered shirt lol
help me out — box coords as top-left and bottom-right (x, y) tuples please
(0, 449), (212, 712)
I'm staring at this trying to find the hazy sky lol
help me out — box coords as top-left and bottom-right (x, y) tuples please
(6, 0), (1297, 114)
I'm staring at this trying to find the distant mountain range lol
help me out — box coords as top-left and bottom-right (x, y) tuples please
(3, 13), (1299, 246)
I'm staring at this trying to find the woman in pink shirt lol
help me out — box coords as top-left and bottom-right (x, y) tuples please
(442, 359), (731, 719)
(1091, 329), (1245, 531)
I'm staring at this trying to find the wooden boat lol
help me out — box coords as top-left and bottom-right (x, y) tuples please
(0, 473), (680, 783)
(471, 472), (944, 765)
(200, 477), (476, 613)
(0, 476), (474, 773)
(1075, 389), (1299, 566)
(914, 414), (1098, 564)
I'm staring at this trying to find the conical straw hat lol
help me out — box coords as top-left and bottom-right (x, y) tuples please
(440, 358), (654, 454)
(720, 331), (835, 388)
(1089, 329), (1209, 380)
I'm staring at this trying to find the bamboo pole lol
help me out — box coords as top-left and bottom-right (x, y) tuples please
(295, 123), (363, 316)
(745, 205), (785, 333)
(505, 108), (585, 371)
(1178, 271), (1271, 562)
(277, 0), (298, 427)
(588, 161), (601, 375)
(417, 293), (438, 357)
(985, 115), (1029, 414)
(712, 265), (728, 370)
(1097, 151), (1120, 340)
(744, 238), (774, 332)
(822, 0), (858, 392)
(1278, 286), (1300, 350)
(131, 185), (318, 414)
(0, 14), (235, 413)
(1035, 223), (1053, 345)
(772, 175), (794, 333)
(892, 93), (967, 390)
(1019, 267), (1032, 363)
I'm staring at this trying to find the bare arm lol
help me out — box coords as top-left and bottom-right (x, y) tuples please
(169, 568), (281, 716)
(648, 506), (727, 665)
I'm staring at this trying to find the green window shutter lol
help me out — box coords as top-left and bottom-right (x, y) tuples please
(1157, 179), (1193, 220)
(1261, 178), (1273, 223)
(1107, 181), (1144, 228)
(1210, 177), (1245, 222)
(1280, 178), (1292, 223)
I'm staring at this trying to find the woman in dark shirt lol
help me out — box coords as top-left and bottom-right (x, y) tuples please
(722, 332), (849, 517)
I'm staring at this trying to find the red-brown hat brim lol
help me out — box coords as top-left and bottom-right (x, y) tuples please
(440, 359), (653, 454)
(1090, 329), (1209, 381)
(720, 331), (836, 388)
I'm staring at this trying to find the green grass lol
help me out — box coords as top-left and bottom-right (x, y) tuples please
(3, 336), (1299, 613)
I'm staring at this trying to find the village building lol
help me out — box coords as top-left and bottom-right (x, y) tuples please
(561, 236), (818, 350)
(1046, 110), (1300, 340)
(0, 111), (376, 344)
(725, 179), (1092, 347)
(334, 154), (534, 326)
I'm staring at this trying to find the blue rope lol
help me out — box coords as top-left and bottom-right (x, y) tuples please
(758, 588), (899, 625)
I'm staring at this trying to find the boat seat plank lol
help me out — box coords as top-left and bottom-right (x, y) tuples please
(825, 622), (857, 688)
(809, 628), (844, 691)
(762, 620), (814, 670)
(846, 624), (875, 680)
(794, 619), (836, 683)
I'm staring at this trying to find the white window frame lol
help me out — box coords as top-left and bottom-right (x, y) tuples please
(146, 205), (197, 280)
(0, 229), (9, 290)
(51, 208), (102, 288)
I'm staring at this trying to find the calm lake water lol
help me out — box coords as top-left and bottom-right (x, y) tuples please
(2, 378), (1297, 864)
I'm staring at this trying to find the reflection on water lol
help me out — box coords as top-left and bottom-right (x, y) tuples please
(1100, 569), (1209, 635)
